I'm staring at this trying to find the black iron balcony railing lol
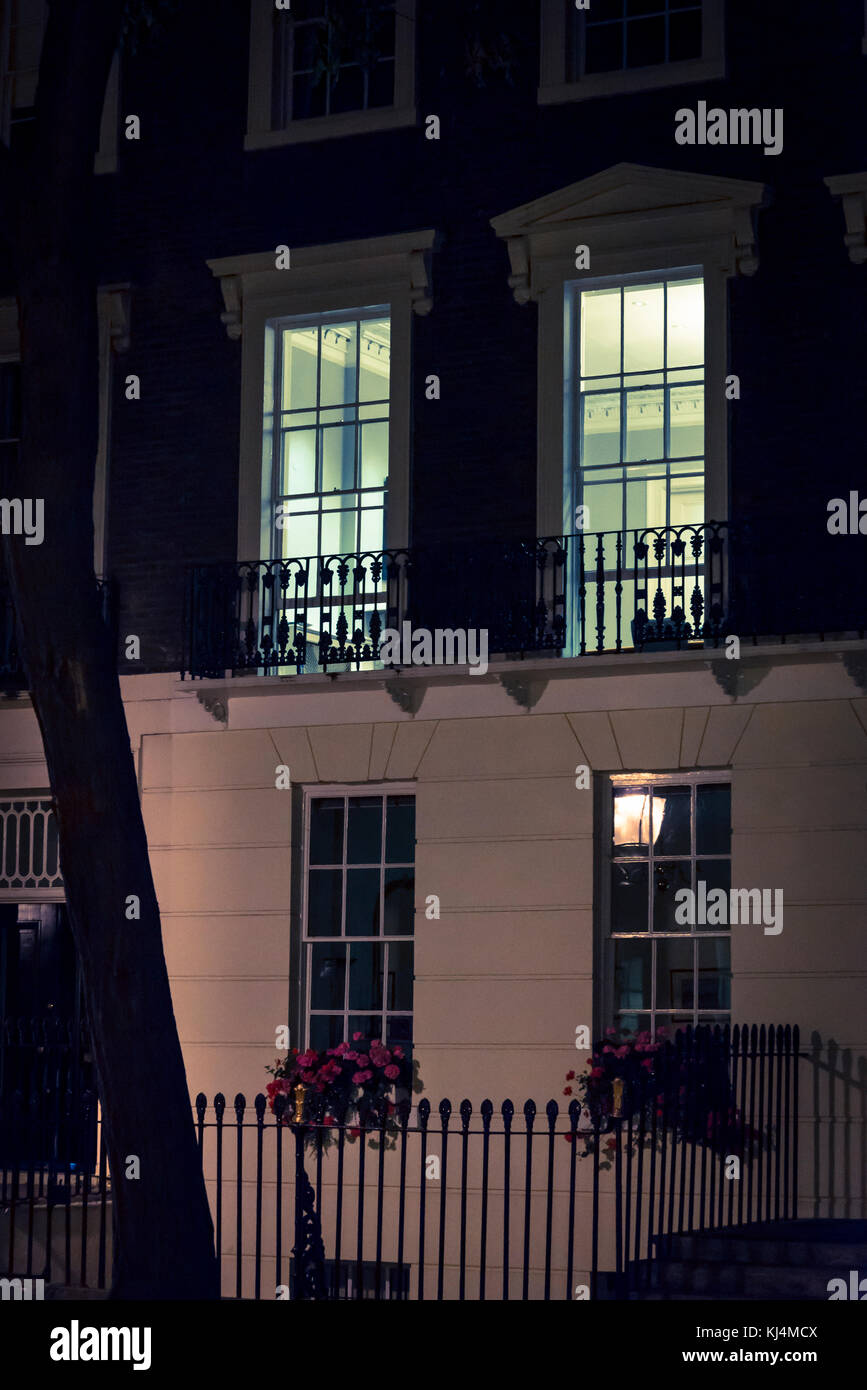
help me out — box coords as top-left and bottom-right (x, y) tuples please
(182, 523), (738, 679)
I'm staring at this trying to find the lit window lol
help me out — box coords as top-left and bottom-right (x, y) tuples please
(303, 792), (415, 1055)
(603, 774), (731, 1033)
(268, 310), (390, 565)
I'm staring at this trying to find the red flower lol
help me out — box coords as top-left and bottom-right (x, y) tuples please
(566, 1070), (575, 1081)
(589, 1067), (604, 1079)
(563, 1086), (573, 1096)
(564, 1133), (575, 1143)
(349, 1126), (361, 1139)
(384, 1064), (400, 1080)
(352, 1069), (373, 1083)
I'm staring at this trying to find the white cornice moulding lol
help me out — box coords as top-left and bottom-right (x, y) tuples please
(824, 172), (867, 264)
(207, 230), (437, 339)
(491, 162), (767, 301)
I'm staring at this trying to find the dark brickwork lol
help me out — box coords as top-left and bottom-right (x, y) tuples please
(13, 0), (867, 668)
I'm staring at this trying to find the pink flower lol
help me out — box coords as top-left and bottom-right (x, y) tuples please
(589, 1067), (604, 1079)
(352, 1031), (364, 1041)
(344, 1051), (358, 1062)
(605, 1027), (618, 1037)
(393, 1047), (404, 1058)
(384, 1065), (400, 1080)
(352, 1069), (373, 1083)
(334, 1042), (350, 1055)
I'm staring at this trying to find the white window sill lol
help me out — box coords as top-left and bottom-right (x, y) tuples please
(538, 56), (725, 105)
(245, 104), (417, 150)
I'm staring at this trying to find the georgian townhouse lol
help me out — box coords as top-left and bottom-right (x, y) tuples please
(1, 0), (866, 1299)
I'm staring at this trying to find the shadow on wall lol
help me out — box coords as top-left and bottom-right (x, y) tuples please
(804, 1034), (867, 1220)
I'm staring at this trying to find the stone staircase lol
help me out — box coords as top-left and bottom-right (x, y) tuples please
(626, 1220), (867, 1300)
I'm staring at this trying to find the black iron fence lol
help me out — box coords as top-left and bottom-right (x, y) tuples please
(0, 1023), (808, 1299)
(603, 1023), (800, 1297)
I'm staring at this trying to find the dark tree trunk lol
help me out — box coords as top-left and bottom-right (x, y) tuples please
(0, 1), (218, 1298)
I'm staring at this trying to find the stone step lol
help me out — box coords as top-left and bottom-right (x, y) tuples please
(654, 1260), (854, 1299)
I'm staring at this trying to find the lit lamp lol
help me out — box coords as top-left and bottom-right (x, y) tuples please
(293, 1083), (306, 1125)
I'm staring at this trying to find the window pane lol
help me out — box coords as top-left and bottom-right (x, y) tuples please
(613, 789), (651, 855)
(652, 786), (691, 855)
(347, 796), (382, 863)
(625, 387), (664, 463)
(696, 860), (731, 929)
(585, 20), (623, 73)
(309, 1014), (343, 1051)
(384, 868), (414, 935)
(349, 942), (384, 1011)
(321, 424), (356, 493)
(310, 944), (346, 1010)
(653, 860), (692, 931)
(612, 862), (648, 932)
(349, 1015), (382, 1044)
(583, 481), (623, 534)
(582, 393), (621, 467)
(281, 508), (318, 561)
(614, 938), (652, 1013)
(385, 1015), (412, 1049)
(346, 867), (381, 936)
(386, 795), (415, 862)
(307, 869), (343, 936)
(623, 284), (664, 373)
(310, 797), (344, 864)
(696, 784), (731, 855)
(359, 319), (390, 402)
(698, 938), (731, 1010)
(386, 941), (413, 1011)
(656, 936), (694, 1010)
(359, 420), (388, 489)
(580, 288), (621, 379)
(282, 329), (318, 411)
(669, 384), (704, 459)
(669, 9), (702, 61)
(626, 15), (666, 67)
(283, 429), (317, 495)
(319, 322), (358, 407)
(667, 279), (704, 368)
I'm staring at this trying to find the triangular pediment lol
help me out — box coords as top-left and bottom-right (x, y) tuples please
(491, 162), (765, 237)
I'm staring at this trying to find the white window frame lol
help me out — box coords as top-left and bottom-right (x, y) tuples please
(207, 231), (434, 560)
(0, 1), (120, 172)
(299, 783), (416, 1053)
(539, 0), (725, 105)
(491, 164), (766, 540)
(246, 0), (417, 151)
(597, 769), (732, 1034)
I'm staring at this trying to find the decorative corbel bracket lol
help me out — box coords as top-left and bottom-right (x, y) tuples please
(498, 673), (548, 710)
(732, 205), (759, 277)
(409, 249), (433, 316)
(504, 235), (532, 304)
(841, 650), (867, 694)
(196, 692), (228, 725)
(384, 680), (424, 715)
(824, 173), (867, 264)
(216, 274), (243, 340)
(706, 659), (770, 700)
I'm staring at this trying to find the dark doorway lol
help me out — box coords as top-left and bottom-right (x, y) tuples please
(0, 903), (97, 1169)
